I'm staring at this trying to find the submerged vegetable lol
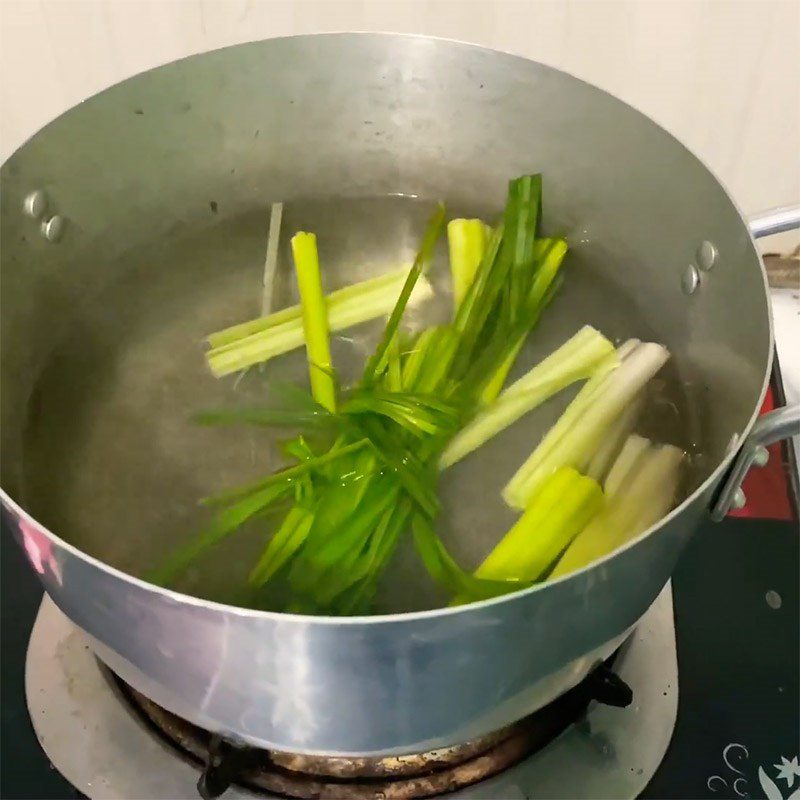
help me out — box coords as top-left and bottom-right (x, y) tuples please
(503, 340), (670, 509)
(447, 219), (488, 311)
(154, 172), (685, 616)
(206, 268), (433, 376)
(440, 325), (615, 468)
(549, 437), (684, 578)
(292, 232), (336, 412)
(475, 466), (603, 582)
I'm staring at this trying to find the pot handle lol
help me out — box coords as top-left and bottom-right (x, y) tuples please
(748, 205), (800, 239)
(710, 205), (800, 521)
(711, 406), (799, 521)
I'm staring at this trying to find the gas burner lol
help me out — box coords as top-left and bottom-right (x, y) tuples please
(26, 587), (677, 799)
(118, 659), (631, 800)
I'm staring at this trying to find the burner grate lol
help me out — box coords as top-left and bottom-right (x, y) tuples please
(26, 591), (678, 800)
(116, 659), (631, 800)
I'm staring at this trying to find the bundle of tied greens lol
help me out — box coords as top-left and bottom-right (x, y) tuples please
(152, 173), (684, 614)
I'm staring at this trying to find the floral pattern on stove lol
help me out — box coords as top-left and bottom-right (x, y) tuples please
(707, 744), (800, 799)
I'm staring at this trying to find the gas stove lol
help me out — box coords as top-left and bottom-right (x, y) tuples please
(2, 375), (798, 800)
(4, 513), (797, 800)
(22, 587), (674, 800)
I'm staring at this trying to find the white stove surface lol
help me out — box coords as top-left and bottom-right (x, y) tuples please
(26, 585), (677, 800)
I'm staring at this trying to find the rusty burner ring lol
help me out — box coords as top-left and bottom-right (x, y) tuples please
(114, 658), (631, 800)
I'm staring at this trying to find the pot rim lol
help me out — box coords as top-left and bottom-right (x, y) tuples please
(0, 31), (774, 626)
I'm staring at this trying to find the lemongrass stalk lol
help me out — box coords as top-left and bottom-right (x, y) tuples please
(603, 433), (652, 500)
(475, 467), (603, 581)
(261, 202), (283, 316)
(208, 267), (411, 348)
(447, 219), (488, 311)
(291, 232), (336, 412)
(495, 339), (638, 490)
(207, 272), (433, 358)
(549, 443), (683, 579)
(503, 342), (670, 509)
(585, 395), (644, 482)
(505, 326), (615, 398)
(206, 274), (433, 376)
(440, 326), (615, 469)
(628, 446), (685, 532)
(210, 306), (299, 352)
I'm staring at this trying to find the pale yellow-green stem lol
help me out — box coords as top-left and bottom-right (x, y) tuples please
(549, 442), (683, 579)
(447, 219), (487, 312)
(386, 333), (403, 391)
(207, 266), (412, 349)
(478, 337), (525, 405)
(206, 273), (433, 377)
(440, 326), (616, 470)
(475, 467), (603, 582)
(529, 238), (568, 306)
(401, 327), (440, 390)
(291, 232), (336, 412)
(502, 341), (667, 510)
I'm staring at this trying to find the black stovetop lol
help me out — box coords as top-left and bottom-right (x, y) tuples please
(2, 513), (798, 799)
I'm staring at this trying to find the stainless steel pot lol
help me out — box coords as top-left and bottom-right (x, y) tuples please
(2, 33), (798, 757)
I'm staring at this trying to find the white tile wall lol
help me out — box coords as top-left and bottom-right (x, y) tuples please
(1, 0), (798, 223)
